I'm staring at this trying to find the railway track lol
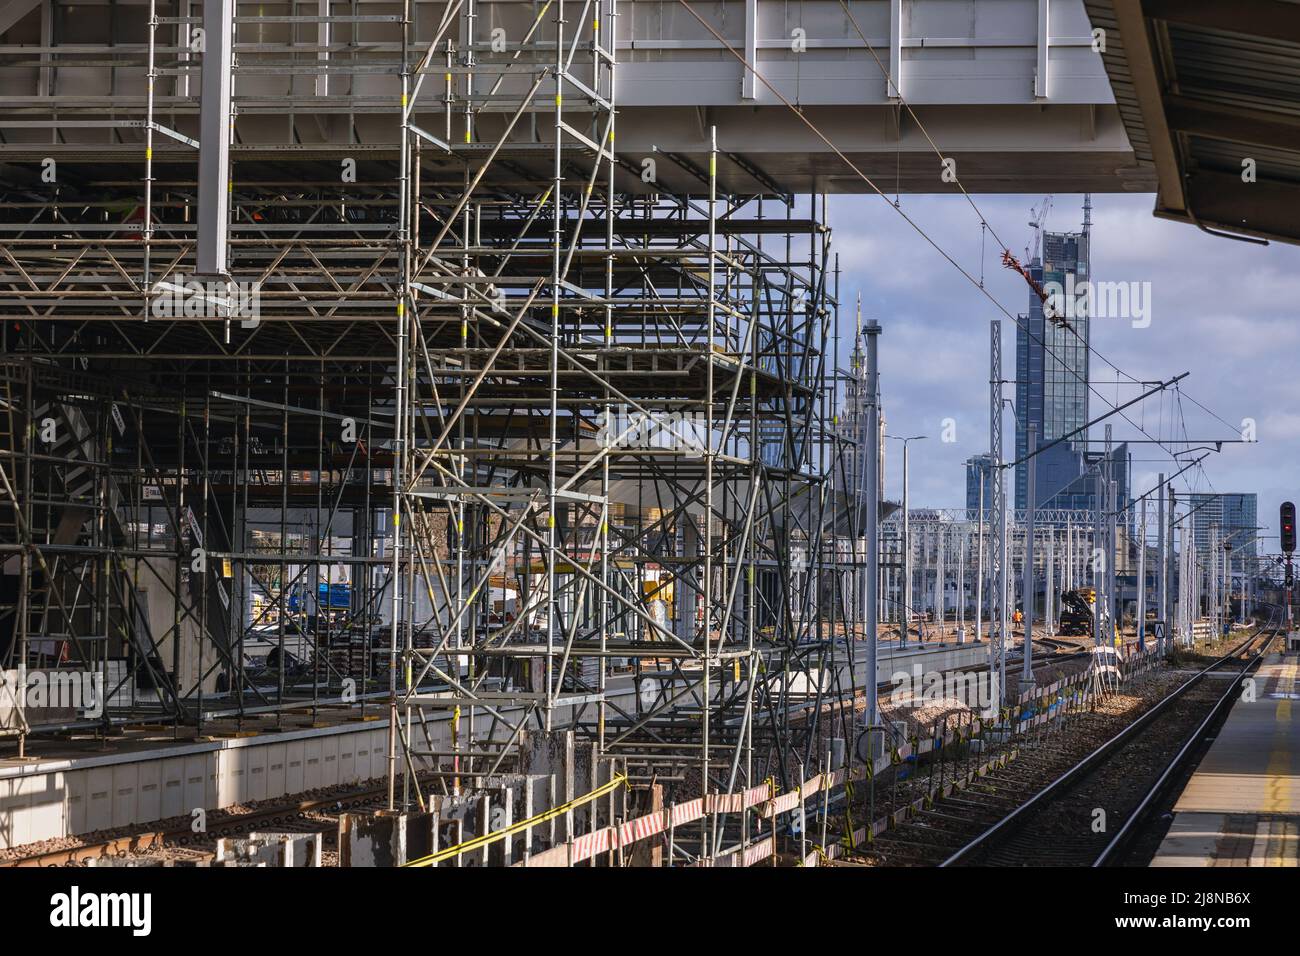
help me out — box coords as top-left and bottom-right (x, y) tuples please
(941, 609), (1281, 867)
(849, 612), (1280, 866)
(0, 640), (1101, 869)
(1, 783), (393, 867)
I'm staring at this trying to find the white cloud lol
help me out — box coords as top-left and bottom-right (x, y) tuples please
(828, 192), (1300, 542)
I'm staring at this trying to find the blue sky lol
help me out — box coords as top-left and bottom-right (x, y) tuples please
(825, 191), (1300, 556)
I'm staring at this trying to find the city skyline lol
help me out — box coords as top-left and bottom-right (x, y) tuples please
(829, 191), (1295, 557)
(1015, 209), (1093, 513)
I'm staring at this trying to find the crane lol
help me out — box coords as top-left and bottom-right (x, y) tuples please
(1002, 193), (1075, 332)
(1025, 194), (1053, 263)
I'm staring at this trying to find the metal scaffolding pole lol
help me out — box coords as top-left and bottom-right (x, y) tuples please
(0, 0), (891, 866)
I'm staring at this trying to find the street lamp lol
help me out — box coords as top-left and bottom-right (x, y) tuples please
(886, 434), (927, 644)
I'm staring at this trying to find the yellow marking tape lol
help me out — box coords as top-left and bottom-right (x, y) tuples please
(403, 774), (627, 867)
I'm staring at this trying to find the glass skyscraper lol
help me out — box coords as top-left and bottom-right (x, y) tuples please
(1040, 443), (1130, 517)
(1015, 224), (1092, 511)
(1188, 493), (1259, 571)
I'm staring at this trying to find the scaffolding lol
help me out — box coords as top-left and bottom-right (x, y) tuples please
(0, 0), (1202, 865)
(0, 0), (875, 863)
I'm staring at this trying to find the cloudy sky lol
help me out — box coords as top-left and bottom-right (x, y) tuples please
(823, 191), (1300, 556)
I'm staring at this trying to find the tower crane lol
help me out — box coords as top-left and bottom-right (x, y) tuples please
(1026, 194), (1053, 263)
(1003, 194), (1075, 331)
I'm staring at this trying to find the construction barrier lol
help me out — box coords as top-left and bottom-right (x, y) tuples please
(513, 643), (1169, 867)
(403, 774), (627, 867)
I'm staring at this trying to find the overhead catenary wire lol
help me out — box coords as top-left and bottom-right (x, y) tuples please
(672, 0), (1241, 475)
(811, 2), (1245, 469)
(829, 0), (1234, 414)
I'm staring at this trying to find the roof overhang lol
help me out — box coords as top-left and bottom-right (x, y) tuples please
(1084, 0), (1300, 245)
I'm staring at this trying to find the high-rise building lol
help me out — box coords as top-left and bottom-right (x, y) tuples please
(1015, 199), (1101, 514)
(1008, 197), (1137, 534)
(1039, 443), (1130, 516)
(1188, 493), (1259, 573)
(965, 454), (995, 518)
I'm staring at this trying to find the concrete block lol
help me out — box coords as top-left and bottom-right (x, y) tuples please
(111, 764), (140, 832)
(159, 759), (185, 816)
(216, 831), (323, 867)
(432, 794), (485, 866)
(340, 811), (433, 867)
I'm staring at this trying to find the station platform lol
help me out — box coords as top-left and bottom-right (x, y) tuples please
(0, 637), (994, 850)
(1152, 651), (1299, 867)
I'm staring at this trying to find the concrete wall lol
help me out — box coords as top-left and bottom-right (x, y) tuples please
(0, 638), (990, 848)
(0, 721), (390, 849)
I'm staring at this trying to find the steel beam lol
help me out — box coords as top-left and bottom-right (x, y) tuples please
(197, 0), (234, 277)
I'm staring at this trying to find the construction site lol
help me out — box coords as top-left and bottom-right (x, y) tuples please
(1, 0), (1298, 877)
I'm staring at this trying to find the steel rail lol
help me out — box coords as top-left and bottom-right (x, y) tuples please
(939, 609), (1279, 867)
(1093, 605), (1282, 866)
(1, 784), (392, 868)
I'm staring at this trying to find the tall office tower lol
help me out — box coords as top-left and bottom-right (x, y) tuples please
(1188, 492), (1259, 571)
(1187, 493), (1258, 611)
(1015, 198), (1093, 512)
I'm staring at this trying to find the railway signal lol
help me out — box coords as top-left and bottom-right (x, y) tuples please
(1283, 502), (1297, 623)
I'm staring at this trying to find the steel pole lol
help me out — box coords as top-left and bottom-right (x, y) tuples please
(937, 525), (946, 638)
(1093, 467), (1103, 648)
(862, 321), (881, 728)
(1022, 422), (1035, 684)
(1045, 527), (1054, 636)
(975, 483), (984, 644)
(989, 320), (1006, 708)
(902, 441), (910, 645)
(197, 0), (234, 277)
(1137, 497), (1146, 650)
(1155, 473), (1165, 652)
(1108, 479), (1118, 646)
